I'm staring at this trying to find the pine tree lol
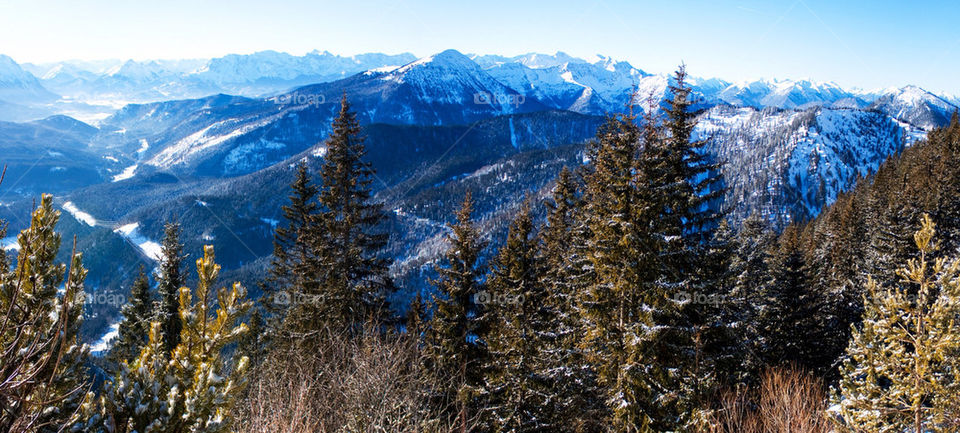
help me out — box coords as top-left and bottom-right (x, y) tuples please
(578, 111), (660, 432)
(281, 94), (392, 340)
(652, 66), (730, 429)
(109, 266), (153, 365)
(482, 201), (556, 431)
(406, 291), (427, 338)
(728, 213), (774, 378)
(540, 167), (605, 432)
(156, 221), (185, 354)
(832, 214), (960, 432)
(78, 245), (252, 433)
(424, 192), (488, 425)
(759, 223), (821, 371)
(0, 194), (89, 431)
(264, 161), (319, 325)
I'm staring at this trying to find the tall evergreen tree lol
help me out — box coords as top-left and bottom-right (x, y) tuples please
(759, 223), (821, 371)
(482, 201), (556, 431)
(281, 95), (392, 340)
(156, 221), (185, 354)
(424, 192), (488, 426)
(578, 110), (661, 431)
(109, 266), (153, 365)
(541, 167), (605, 432)
(264, 161), (319, 325)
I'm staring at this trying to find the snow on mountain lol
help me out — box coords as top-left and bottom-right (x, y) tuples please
(62, 201), (98, 227)
(867, 85), (958, 130)
(715, 78), (857, 109)
(477, 51), (648, 113)
(699, 105), (914, 223)
(0, 54), (59, 103)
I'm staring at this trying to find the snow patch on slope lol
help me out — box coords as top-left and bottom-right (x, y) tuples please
(114, 223), (163, 261)
(62, 202), (97, 226)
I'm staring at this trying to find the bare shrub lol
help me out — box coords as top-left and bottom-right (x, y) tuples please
(704, 366), (830, 433)
(235, 326), (465, 433)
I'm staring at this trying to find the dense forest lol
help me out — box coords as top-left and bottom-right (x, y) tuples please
(4, 66), (960, 432)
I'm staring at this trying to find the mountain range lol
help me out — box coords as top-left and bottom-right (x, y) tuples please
(0, 48), (956, 345)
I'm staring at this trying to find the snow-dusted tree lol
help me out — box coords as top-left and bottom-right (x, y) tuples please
(109, 265), (153, 365)
(0, 194), (89, 431)
(481, 201), (555, 431)
(832, 214), (960, 432)
(263, 161), (319, 329)
(156, 222), (186, 354)
(279, 95), (392, 341)
(541, 167), (605, 432)
(424, 192), (488, 426)
(77, 245), (252, 433)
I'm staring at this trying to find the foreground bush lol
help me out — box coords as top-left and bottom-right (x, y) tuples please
(236, 326), (467, 433)
(705, 367), (830, 433)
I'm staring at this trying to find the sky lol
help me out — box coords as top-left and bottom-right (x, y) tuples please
(1, 0), (959, 94)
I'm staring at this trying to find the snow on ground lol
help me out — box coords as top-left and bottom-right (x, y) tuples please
(114, 222), (163, 261)
(61, 201), (97, 226)
(112, 164), (138, 182)
(89, 321), (120, 355)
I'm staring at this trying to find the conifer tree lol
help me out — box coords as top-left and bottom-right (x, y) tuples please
(482, 201), (556, 431)
(109, 266), (153, 365)
(78, 245), (252, 433)
(424, 192), (488, 424)
(540, 167), (605, 432)
(578, 111), (660, 432)
(281, 95), (392, 340)
(0, 194), (89, 431)
(264, 161), (319, 325)
(833, 214), (960, 432)
(237, 308), (268, 368)
(156, 221), (185, 354)
(406, 292), (427, 338)
(728, 213), (774, 377)
(760, 223), (821, 371)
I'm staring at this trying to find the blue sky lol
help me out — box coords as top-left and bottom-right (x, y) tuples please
(1, 0), (959, 94)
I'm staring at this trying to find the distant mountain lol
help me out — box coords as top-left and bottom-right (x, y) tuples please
(24, 51), (417, 105)
(866, 85), (958, 131)
(0, 54), (59, 104)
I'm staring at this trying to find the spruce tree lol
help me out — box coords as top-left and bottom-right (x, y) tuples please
(281, 94), (392, 339)
(578, 111), (660, 431)
(156, 221), (185, 354)
(264, 161), (319, 325)
(109, 266), (153, 365)
(424, 192), (488, 425)
(540, 167), (605, 432)
(728, 213), (774, 378)
(405, 292), (427, 338)
(832, 214), (960, 432)
(482, 201), (555, 431)
(760, 223), (821, 372)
